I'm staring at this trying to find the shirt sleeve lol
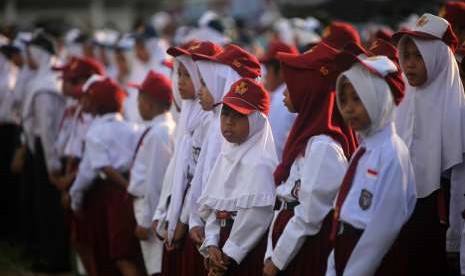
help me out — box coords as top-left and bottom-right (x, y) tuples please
(447, 161), (465, 253)
(199, 210), (221, 257)
(271, 139), (348, 270)
(325, 250), (337, 276)
(189, 212), (205, 230)
(222, 206), (274, 264)
(69, 147), (98, 211)
(140, 131), (173, 228)
(34, 92), (64, 173)
(342, 155), (416, 276)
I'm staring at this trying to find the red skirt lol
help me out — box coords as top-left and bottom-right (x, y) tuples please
(218, 222), (267, 276)
(180, 235), (208, 276)
(161, 245), (183, 276)
(334, 223), (407, 276)
(79, 178), (142, 276)
(271, 209), (333, 276)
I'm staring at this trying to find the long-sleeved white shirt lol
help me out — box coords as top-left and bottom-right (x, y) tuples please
(63, 109), (93, 159)
(268, 83), (296, 161)
(69, 113), (139, 211)
(326, 124), (417, 276)
(266, 135), (348, 270)
(127, 112), (176, 228)
(201, 205), (274, 264)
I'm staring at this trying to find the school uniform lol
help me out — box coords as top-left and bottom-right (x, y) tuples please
(326, 55), (417, 276)
(393, 14), (465, 275)
(266, 43), (357, 275)
(127, 70), (177, 275)
(198, 79), (276, 275)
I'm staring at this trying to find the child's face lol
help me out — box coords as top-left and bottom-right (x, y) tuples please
(137, 92), (153, 121)
(264, 63), (283, 92)
(338, 82), (371, 131)
(221, 105), (249, 144)
(80, 94), (94, 114)
(283, 88), (296, 113)
(177, 63), (196, 100)
(199, 77), (215, 111)
(400, 38), (427, 87)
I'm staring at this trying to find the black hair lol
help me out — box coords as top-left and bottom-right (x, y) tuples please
(0, 45), (21, 60)
(29, 31), (56, 55)
(265, 59), (281, 75)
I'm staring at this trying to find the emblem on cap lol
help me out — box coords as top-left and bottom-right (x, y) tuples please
(320, 66), (329, 76)
(359, 189), (373, 210)
(234, 81), (248, 95)
(232, 59), (242, 68)
(188, 42), (201, 51)
(416, 15), (429, 27)
(70, 61), (78, 70)
(323, 26), (331, 38)
(369, 40), (379, 50)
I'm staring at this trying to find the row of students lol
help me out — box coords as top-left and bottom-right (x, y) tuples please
(2, 9), (465, 276)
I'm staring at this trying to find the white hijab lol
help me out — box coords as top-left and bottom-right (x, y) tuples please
(22, 45), (61, 121)
(165, 54), (209, 242)
(336, 59), (396, 138)
(187, 60), (242, 220)
(395, 36), (465, 198)
(197, 111), (278, 218)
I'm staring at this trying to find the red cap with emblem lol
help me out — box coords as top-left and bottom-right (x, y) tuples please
(440, 1), (465, 30)
(393, 13), (458, 52)
(127, 70), (173, 105)
(222, 78), (270, 115)
(167, 40), (223, 58)
(85, 77), (127, 114)
(260, 40), (299, 63)
(192, 44), (261, 79)
(322, 21), (361, 50)
(369, 38), (400, 69)
(53, 56), (106, 81)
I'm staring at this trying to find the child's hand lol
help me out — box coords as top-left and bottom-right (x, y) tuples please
(263, 259), (279, 276)
(173, 221), (188, 242)
(189, 226), (205, 245)
(10, 146), (26, 174)
(208, 246), (228, 272)
(134, 225), (150, 240)
(61, 192), (71, 210)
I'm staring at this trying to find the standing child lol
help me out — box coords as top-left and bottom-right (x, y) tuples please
(127, 70), (176, 275)
(393, 13), (465, 275)
(263, 42), (357, 276)
(326, 52), (417, 276)
(68, 76), (144, 276)
(198, 78), (277, 275)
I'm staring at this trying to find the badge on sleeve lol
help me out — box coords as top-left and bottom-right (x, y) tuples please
(359, 189), (373, 210)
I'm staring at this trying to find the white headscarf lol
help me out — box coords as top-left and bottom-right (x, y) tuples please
(0, 52), (18, 122)
(187, 61), (242, 221)
(165, 54), (209, 242)
(395, 36), (465, 198)
(22, 45), (61, 121)
(197, 111), (278, 218)
(336, 61), (396, 138)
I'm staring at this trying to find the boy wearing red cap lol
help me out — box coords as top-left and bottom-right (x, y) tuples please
(126, 70), (176, 276)
(326, 52), (416, 276)
(197, 78), (277, 275)
(68, 77), (144, 276)
(263, 42), (357, 276)
(322, 21), (361, 50)
(260, 41), (298, 161)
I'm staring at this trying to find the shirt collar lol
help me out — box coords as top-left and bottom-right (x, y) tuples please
(359, 123), (394, 149)
(94, 112), (123, 124)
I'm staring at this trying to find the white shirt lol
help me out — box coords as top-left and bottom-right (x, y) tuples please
(0, 58), (19, 124)
(69, 113), (139, 211)
(29, 91), (65, 173)
(326, 124), (417, 276)
(268, 83), (296, 161)
(64, 109), (93, 159)
(127, 112), (176, 228)
(201, 205), (274, 264)
(267, 135), (348, 270)
(55, 99), (80, 158)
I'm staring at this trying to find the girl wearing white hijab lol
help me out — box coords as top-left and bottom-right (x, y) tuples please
(393, 13), (465, 275)
(198, 78), (277, 276)
(326, 54), (416, 276)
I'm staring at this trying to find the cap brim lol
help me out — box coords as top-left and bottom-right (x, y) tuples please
(222, 98), (255, 115)
(51, 64), (67, 71)
(127, 82), (142, 90)
(190, 52), (219, 62)
(167, 47), (191, 57)
(392, 30), (439, 44)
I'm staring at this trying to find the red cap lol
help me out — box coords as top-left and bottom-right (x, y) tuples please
(128, 70), (173, 105)
(223, 78), (270, 115)
(440, 1), (465, 29)
(375, 29), (394, 43)
(260, 40), (299, 63)
(369, 38), (400, 68)
(192, 44), (261, 78)
(86, 77), (127, 113)
(53, 56), (106, 81)
(393, 13), (458, 52)
(335, 49), (405, 105)
(167, 40), (223, 58)
(321, 21), (361, 50)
